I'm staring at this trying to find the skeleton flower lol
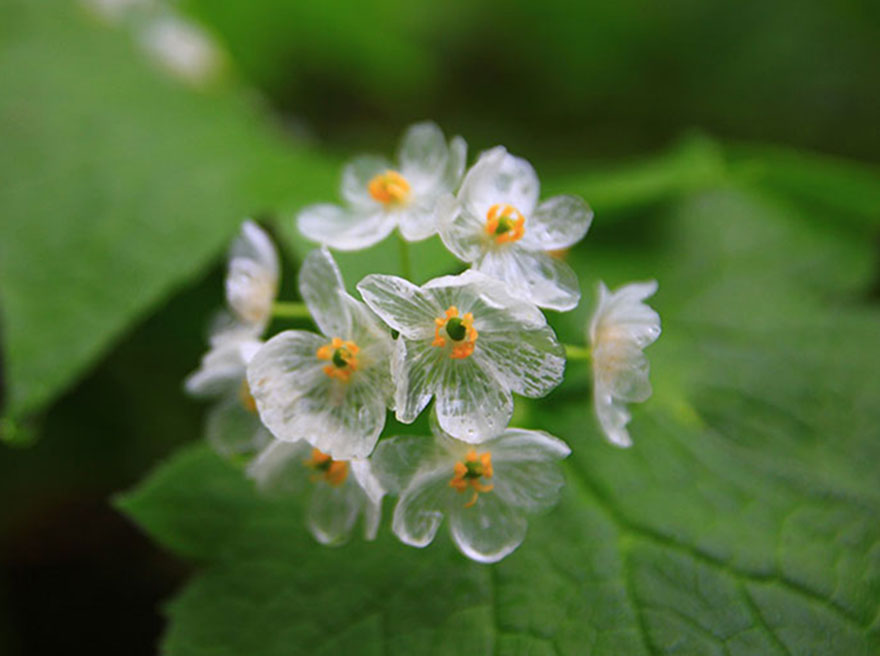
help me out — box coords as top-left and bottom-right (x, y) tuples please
(372, 421), (570, 563)
(247, 248), (393, 459)
(357, 270), (565, 442)
(248, 438), (384, 545)
(298, 122), (467, 250)
(588, 280), (661, 447)
(184, 221), (279, 457)
(437, 146), (593, 311)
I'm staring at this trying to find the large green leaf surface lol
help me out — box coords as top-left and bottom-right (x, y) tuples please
(0, 0), (335, 430)
(120, 183), (880, 654)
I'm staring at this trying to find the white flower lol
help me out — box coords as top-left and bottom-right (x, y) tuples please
(372, 423), (570, 563)
(298, 122), (467, 250)
(247, 248), (393, 459)
(588, 280), (661, 447)
(248, 439), (385, 545)
(357, 270), (565, 442)
(184, 221), (279, 457)
(140, 15), (223, 86)
(437, 146), (593, 311)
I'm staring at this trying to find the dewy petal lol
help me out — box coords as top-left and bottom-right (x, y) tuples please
(247, 439), (312, 498)
(341, 155), (393, 209)
(357, 274), (442, 339)
(448, 491), (528, 564)
(350, 459), (385, 540)
(391, 338), (446, 423)
(370, 434), (439, 495)
(432, 356), (513, 442)
(478, 248), (581, 311)
(475, 326), (565, 398)
(436, 195), (485, 263)
(298, 203), (396, 251)
(459, 146), (540, 220)
(395, 197), (438, 242)
(487, 428), (570, 513)
(443, 135), (467, 191)
(225, 221), (279, 330)
(520, 194), (594, 251)
(205, 392), (272, 458)
(594, 385), (633, 448)
(247, 330), (389, 459)
(307, 476), (366, 546)
(589, 281), (661, 349)
(185, 337), (260, 397)
(397, 122), (449, 192)
(392, 465), (454, 548)
(298, 247), (351, 338)
(593, 342), (652, 402)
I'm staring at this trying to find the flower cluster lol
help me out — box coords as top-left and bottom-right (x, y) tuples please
(186, 123), (661, 562)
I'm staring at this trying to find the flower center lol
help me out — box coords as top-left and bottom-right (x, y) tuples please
(238, 379), (257, 413)
(303, 448), (349, 487)
(449, 449), (494, 507)
(367, 170), (411, 206)
(316, 337), (360, 382)
(485, 203), (525, 244)
(432, 306), (478, 359)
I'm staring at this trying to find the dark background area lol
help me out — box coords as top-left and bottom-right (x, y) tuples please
(1, 0), (878, 653)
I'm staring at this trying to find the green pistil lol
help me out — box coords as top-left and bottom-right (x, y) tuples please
(494, 215), (513, 235)
(464, 461), (484, 479)
(332, 348), (349, 368)
(445, 317), (467, 341)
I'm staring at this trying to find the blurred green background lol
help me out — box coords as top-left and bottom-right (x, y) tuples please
(1, 0), (878, 654)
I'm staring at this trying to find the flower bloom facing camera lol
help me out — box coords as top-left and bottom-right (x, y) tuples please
(247, 248), (393, 459)
(437, 147), (593, 311)
(298, 122), (467, 250)
(248, 438), (385, 545)
(184, 221), (278, 457)
(372, 424), (570, 563)
(357, 270), (565, 442)
(589, 280), (661, 447)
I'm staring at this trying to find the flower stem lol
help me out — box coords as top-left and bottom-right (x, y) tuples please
(564, 343), (591, 362)
(272, 301), (310, 319)
(397, 232), (413, 280)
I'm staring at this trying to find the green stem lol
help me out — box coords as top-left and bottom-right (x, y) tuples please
(272, 301), (311, 319)
(564, 343), (591, 361)
(397, 232), (412, 280)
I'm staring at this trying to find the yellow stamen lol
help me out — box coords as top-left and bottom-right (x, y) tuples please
(432, 306), (478, 359)
(367, 170), (411, 205)
(485, 203), (525, 244)
(238, 379), (257, 413)
(316, 337), (360, 382)
(303, 447), (349, 487)
(449, 449), (494, 507)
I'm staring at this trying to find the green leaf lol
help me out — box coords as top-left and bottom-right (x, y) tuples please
(121, 185), (880, 654)
(0, 0), (336, 430)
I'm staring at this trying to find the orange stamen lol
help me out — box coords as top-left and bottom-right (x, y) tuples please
(449, 449), (494, 507)
(316, 337), (360, 382)
(485, 203), (525, 244)
(432, 306), (478, 359)
(303, 447), (349, 486)
(238, 379), (257, 413)
(367, 170), (411, 205)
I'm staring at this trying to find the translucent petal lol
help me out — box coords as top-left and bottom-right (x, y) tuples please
(247, 439), (312, 497)
(436, 195), (485, 262)
(370, 434), (439, 494)
(432, 356), (513, 442)
(448, 491), (528, 563)
(392, 465), (454, 548)
(594, 385), (633, 448)
(205, 392), (272, 458)
(588, 280), (661, 348)
(395, 197), (438, 242)
(229, 221), (279, 282)
(477, 248), (581, 311)
(488, 429), (570, 513)
(391, 338), (446, 423)
(475, 325), (565, 398)
(520, 194), (593, 251)
(350, 459), (385, 540)
(225, 221), (279, 330)
(307, 476), (365, 546)
(298, 247), (351, 338)
(398, 122), (449, 192)
(443, 135), (467, 191)
(184, 338), (256, 397)
(357, 274), (442, 339)
(593, 341), (653, 403)
(298, 203), (396, 251)
(341, 155), (393, 209)
(487, 428), (571, 462)
(459, 146), (540, 221)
